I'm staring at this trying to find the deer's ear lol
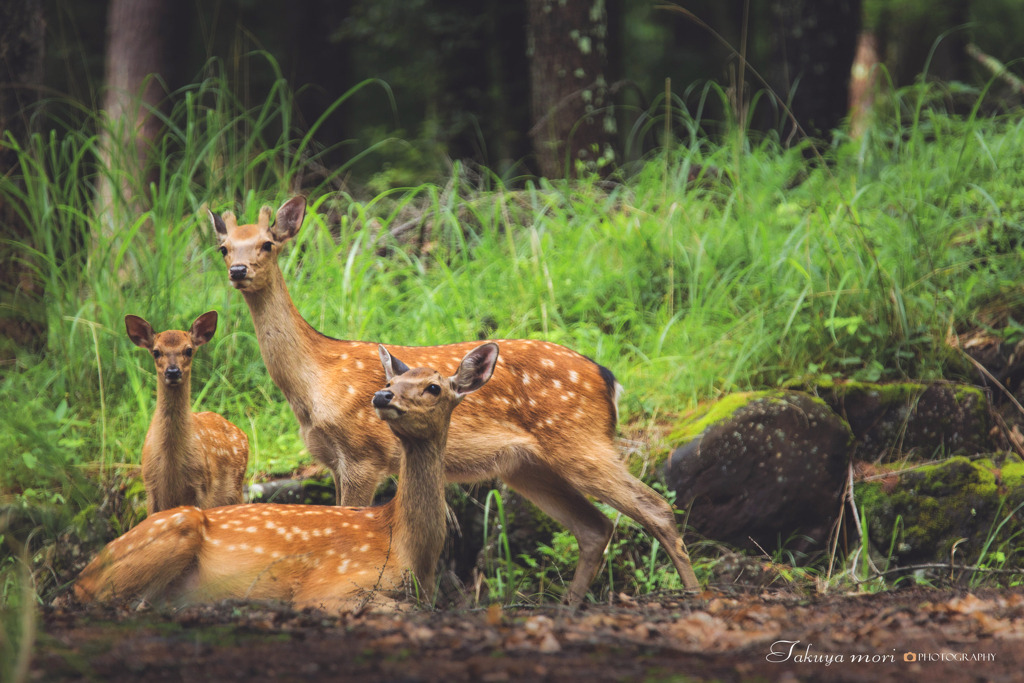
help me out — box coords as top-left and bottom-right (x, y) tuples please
(190, 311), (218, 347)
(378, 345), (411, 381)
(125, 315), (155, 350)
(452, 343), (498, 398)
(272, 196), (306, 242)
(207, 208), (227, 245)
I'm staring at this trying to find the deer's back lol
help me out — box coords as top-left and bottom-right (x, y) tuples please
(312, 338), (620, 476)
(192, 412), (249, 507)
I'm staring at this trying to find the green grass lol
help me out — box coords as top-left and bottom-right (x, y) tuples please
(3, 66), (1024, 600)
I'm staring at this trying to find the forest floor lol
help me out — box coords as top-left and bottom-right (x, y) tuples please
(34, 587), (1024, 682)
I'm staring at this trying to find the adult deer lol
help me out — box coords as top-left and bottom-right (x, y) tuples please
(75, 344), (498, 610)
(125, 312), (249, 513)
(208, 196), (699, 602)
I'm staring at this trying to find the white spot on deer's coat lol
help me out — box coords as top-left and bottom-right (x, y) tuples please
(356, 361), (364, 369)
(265, 521), (275, 529)
(360, 544), (370, 552)
(569, 370), (579, 383)
(541, 359), (554, 368)
(553, 380), (561, 389)
(254, 547), (264, 554)
(338, 559), (351, 573)
(246, 526), (256, 533)
(546, 419), (554, 425)
(220, 524), (230, 529)
(522, 374), (530, 385)
(348, 386), (355, 395)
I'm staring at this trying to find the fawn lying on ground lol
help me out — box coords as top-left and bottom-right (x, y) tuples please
(125, 312), (249, 513)
(207, 196), (700, 602)
(75, 343), (499, 610)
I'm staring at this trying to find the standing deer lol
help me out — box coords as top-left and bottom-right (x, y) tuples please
(125, 312), (249, 513)
(207, 196), (700, 602)
(75, 344), (499, 610)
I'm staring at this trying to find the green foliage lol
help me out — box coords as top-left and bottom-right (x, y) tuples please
(4, 69), (1024, 601)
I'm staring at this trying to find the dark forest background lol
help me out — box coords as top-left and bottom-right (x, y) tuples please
(4, 0), (1024, 188)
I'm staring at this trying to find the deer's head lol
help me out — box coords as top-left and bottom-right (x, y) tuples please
(125, 312), (218, 386)
(207, 196), (306, 293)
(372, 343), (499, 439)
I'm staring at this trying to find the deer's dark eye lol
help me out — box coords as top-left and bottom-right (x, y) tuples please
(261, 241), (274, 252)
(152, 350), (161, 359)
(426, 384), (441, 396)
(218, 246), (228, 256)
(184, 348), (193, 358)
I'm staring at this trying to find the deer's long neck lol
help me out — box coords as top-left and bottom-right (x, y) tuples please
(391, 424), (450, 591)
(151, 378), (202, 484)
(242, 267), (321, 411)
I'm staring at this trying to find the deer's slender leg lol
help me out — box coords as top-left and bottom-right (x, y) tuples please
(503, 459), (613, 605)
(336, 459), (384, 507)
(573, 456), (700, 590)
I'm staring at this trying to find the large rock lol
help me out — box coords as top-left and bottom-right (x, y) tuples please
(663, 391), (853, 551)
(856, 455), (1024, 568)
(820, 382), (995, 461)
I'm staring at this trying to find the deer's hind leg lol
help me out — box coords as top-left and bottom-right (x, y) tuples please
(570, 446), (700, 590)
(502, 457), (613, 605)
(75, 507), (206, 603)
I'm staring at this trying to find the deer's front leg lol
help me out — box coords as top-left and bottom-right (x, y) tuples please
(335, 458), (384, 507)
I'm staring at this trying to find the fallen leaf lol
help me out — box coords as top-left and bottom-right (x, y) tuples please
(538, 632), (561, 653)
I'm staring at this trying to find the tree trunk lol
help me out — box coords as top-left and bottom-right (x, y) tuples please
(848, 30), (879, 139)
(770, 0), (862, 140)
(95, 0), (171, 230)
(0, 0), (46, 355)
(525, 0), (617, 179)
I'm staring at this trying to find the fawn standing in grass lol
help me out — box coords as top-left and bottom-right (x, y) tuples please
(75, 343), (499, 611)
(207, 196), (700, 603)
(126, 312), (249, 513)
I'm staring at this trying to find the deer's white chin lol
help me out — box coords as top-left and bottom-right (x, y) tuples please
(374, 406), (404, 421)
(230, 278), (253, 290)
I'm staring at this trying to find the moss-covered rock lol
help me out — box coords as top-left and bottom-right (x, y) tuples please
(821, 381), (995, 461)
(855, 456), (1024, 568)
(662, 391), (853, 551)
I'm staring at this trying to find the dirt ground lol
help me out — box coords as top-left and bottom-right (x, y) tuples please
(33, 587), (1024, 682)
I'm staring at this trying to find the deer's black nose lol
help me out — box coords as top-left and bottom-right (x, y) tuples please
(372, 390), (393, 408)
(229, 265), (248, 281)
(165, 367), (182, 381)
